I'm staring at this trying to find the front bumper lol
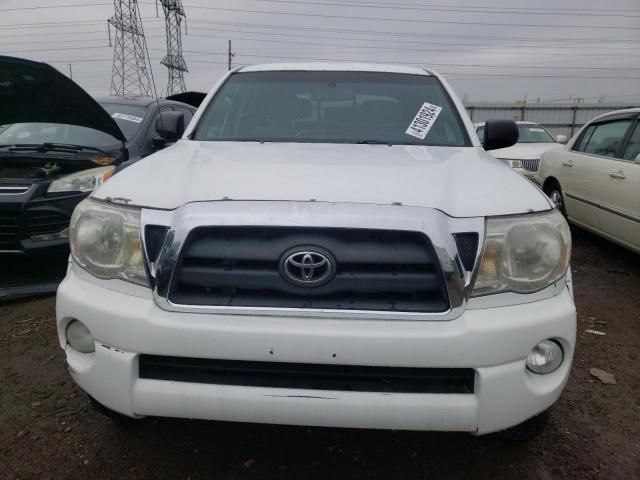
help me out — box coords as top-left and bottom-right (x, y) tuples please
(56, 267), (576, 434)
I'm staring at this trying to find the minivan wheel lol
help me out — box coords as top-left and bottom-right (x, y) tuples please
(545, 182), (567, 218)
(88, 396), (141, 425)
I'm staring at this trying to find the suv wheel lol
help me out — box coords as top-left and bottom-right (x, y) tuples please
(544, 182), (567, 218)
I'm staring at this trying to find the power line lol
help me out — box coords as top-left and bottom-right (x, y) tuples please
(181, 30), (640, 58)
(11, 42), (639, 69)
(3, 0), (638, 16)
(185, 19), (640, 44)
(4, 24), (637, 53)
(243, 0), (640, 14)
(0, 2), (112, 12)
(2, 16), (637, 44)
(180, 5), (640, 30)
(233, 53), (640, 72)
(0, 20), (105, 29)
(3, 0), (637, 15)
(229, 0), (640, 18)
(181, 25), (640, 51)
(0, 18), (163, 30)
(228, 53), (640, 78)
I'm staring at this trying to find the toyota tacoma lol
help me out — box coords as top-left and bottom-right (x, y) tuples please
(56, 63), (575, 435)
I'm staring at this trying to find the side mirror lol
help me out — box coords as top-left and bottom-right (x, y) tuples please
(555, 134), (568, 144)
(151, 136), (167, 152)
(482, 119), (519, 151)
(155, 111), (185, 144)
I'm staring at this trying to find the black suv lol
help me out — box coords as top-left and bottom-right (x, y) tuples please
(0, 56), (198, 255)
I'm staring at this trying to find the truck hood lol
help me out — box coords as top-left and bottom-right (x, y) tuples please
(94, 141), (552, 217)
(489, 142), (563, 160)
(0, 55), (126, 142)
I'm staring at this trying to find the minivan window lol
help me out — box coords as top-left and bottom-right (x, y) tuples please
(194, 71), (469, 147)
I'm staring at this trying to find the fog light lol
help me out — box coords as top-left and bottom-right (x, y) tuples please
(526, 340), (563, 374)
(66, 320), (95, 353)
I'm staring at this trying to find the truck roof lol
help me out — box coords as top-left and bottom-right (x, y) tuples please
(238, 62), (432, 76)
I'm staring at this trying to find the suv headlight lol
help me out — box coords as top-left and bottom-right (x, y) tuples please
(472, 210), (571, 296)
(48, 166), (114, 194)
(70, 198), (148, 286)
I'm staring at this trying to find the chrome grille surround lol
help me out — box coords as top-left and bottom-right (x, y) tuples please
(142, 201), (485, 321)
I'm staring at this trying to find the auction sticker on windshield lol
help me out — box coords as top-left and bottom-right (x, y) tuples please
(112, 113), (143, 123)
(405, 102), (442, 140)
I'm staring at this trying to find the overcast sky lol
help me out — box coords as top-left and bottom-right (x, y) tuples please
(2, 0), (639, 104)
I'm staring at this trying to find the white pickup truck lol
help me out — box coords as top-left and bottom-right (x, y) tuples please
(56, 63), (575, 436)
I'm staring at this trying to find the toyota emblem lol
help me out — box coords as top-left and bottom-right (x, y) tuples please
(280, 248), (335, 287)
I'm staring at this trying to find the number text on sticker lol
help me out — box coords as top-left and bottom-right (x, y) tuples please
(405, 102), (442, 140)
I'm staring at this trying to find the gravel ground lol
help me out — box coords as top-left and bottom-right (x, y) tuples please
(1, 226), (639, 480)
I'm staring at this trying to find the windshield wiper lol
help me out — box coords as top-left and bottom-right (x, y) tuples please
(356, 140), (393, 146)
(0, 143), (113, 156)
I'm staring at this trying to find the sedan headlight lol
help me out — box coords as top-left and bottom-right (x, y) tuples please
(499, 158), (522, 168)
(472, 210), (571, 296)
(48, 166), (114, 194)
(70, 198), (148, 286)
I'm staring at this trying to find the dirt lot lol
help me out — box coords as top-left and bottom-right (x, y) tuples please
(1, 226), (639, 480)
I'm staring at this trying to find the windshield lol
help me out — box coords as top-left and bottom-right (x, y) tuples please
(194, 71), (469, 146)
(517, 124), (555, 143)
(100, 103), (147, 140)
(0, 122), (122, 148)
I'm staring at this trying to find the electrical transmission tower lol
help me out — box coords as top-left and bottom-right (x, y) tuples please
(159, 0), (188, 95)
(108, 0), (152, 97)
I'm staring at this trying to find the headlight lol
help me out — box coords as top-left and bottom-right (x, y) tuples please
(472, 210), (571, 296)
(70, 198), (148, 286)
(499, 158), (522, 168)
(48, 166), (114, 193)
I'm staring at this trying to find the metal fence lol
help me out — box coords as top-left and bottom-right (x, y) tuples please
(464, 103), (639, 138)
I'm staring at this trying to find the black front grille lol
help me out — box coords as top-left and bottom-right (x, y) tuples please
(0, 185), (30, 195)
(139, 355), (475, 394)
(453, 232), (479, 271)
(24, 209), (69, 236)
(0, 206), (21, 248)
(145, 225), (170, 263)
(169, 227), (449, 313)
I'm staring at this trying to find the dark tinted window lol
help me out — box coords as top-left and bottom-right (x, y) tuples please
(582, 120), (632, 158)
(194, 71), (469, 147)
